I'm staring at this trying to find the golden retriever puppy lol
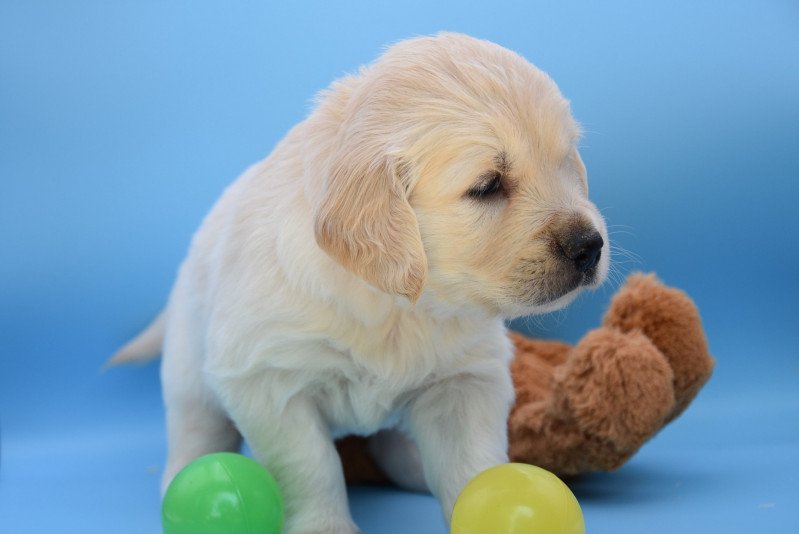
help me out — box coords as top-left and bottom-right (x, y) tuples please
(112, 32), (608, 533)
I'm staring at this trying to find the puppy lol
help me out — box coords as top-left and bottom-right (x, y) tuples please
(112, 32), (609, 533)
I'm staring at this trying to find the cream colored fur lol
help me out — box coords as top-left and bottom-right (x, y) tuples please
(112, 33), (608, 533)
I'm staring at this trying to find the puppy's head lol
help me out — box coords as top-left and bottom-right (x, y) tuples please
(314, 33), (608, 317)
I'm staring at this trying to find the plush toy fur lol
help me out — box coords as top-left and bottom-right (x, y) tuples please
(507, 272), (714, 474)
(338, 273), (714, 483)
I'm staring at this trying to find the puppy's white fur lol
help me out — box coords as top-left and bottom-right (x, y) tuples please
(114, 33), (608, 533)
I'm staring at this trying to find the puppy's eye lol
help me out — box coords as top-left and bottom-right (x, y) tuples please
(467, 172), (504, 200)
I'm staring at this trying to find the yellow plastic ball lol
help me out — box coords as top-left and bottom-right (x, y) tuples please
(451, 463), (585, 534)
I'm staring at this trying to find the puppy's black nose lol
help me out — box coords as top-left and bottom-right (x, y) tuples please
(557, 230), (604, 273)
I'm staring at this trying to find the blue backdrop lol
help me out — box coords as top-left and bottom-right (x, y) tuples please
(2, 1), (797, 533)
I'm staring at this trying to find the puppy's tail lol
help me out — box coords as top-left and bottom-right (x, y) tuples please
(106, 311), (165, 367)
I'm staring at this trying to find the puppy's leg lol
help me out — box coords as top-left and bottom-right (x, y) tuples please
(161, 393), (242, 494)
(214, 374), (357, 534)
(405, 366), (514, 524)
(160, 308), (242, 494)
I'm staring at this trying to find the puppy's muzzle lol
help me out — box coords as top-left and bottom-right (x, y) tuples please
(530, 216), (607, 306)
(555, 228), (603, 274)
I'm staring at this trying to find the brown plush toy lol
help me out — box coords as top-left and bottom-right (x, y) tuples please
(338, 273), (714, 483)
(507, 272), (714, 474)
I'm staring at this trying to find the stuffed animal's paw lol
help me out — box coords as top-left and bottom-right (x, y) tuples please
(552, 327), (675, 454)
(603, 273), (715, 419)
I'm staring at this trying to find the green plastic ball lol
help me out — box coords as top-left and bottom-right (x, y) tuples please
(162, 452), (284, 534)
(451, 463), (585, 534)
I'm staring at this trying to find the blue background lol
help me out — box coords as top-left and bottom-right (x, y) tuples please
(2, 1), (797, 532)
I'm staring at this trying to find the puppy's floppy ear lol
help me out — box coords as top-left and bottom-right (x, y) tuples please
(314, 139), (427, 302)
